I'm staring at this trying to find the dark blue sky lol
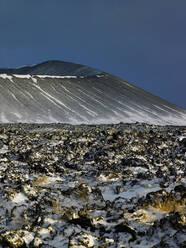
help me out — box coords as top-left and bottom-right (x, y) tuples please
(0, 0), (186, 108)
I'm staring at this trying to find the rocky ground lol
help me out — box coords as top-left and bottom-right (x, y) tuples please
(0, 122), (185, 248)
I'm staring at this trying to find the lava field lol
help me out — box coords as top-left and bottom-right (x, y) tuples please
(0, 123), (185, 248)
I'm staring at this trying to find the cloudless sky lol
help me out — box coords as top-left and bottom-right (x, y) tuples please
(0, 0), (186, 108)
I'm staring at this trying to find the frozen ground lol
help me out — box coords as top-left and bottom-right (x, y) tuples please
(0, 122), (185, 247)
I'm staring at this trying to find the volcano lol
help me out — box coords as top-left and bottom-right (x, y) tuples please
(0, 60), (186, 125)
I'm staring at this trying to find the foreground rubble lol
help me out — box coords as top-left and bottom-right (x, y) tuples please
(0, 122), (185, 248)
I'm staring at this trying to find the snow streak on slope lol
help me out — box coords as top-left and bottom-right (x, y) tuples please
(0, 61), (186, 125)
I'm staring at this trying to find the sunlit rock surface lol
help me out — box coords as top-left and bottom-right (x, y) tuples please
(0, 60), (186, 125)
(0, 123), (185, 248)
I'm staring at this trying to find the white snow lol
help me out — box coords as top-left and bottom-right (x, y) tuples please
(1, 72), (186, 125)
(101, 179), (161, 202)
(163, 104), (183, 114)
(98, 174), (122, 182)
(38, 228), (51, 239)
(33, 84), (72, 112)
(0, 73), (78, 80)
(36, 75), (77, 79)
(82, 233), (96, 247)
(11, 92), (18, 101)
(178, 135), (186, 141)
(0, 145), (9, 154)
(60, 85), (71, 93)
(78, 103), (98, 117)
(13, 74), (32, 79)
(44, 217), (58, 225)
(23, 232), (34, 245)
(12, 192), (28, 204)
(96, 74), (104, 78)
(11, 112), (22, 119)
(32, 77), (38, 83)
(0, 112), (9, 123)
(153, 104), (170, 114)
(0, 74), (13, 81)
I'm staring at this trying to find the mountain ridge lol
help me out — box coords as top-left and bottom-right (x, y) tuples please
(0, 60), (186, 125)
(0, 60), (102, 77)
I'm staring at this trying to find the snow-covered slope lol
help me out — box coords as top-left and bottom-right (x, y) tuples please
(0, 61), (186, 125)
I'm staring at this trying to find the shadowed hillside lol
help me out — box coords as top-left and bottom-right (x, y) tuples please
(0, 60), (186, 125)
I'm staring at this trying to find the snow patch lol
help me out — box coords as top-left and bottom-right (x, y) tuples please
(36, 75), (77, 79)
(0, 74), (13, 81)
(12, 192), (28, 204)
(23, 232), (34, 245)
(32, 77), (38, 83)
(178, 135), (186, 141)
(96, 74), (105, 78)
(13, 74), (32, 79)
(101, 179), (161, 202)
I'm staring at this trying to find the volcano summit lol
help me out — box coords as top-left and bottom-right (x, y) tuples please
(0, 60), (186, 125)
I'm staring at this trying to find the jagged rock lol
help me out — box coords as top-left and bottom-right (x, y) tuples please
(0, 123), (185, 247)
(0, 230), (26, 248)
